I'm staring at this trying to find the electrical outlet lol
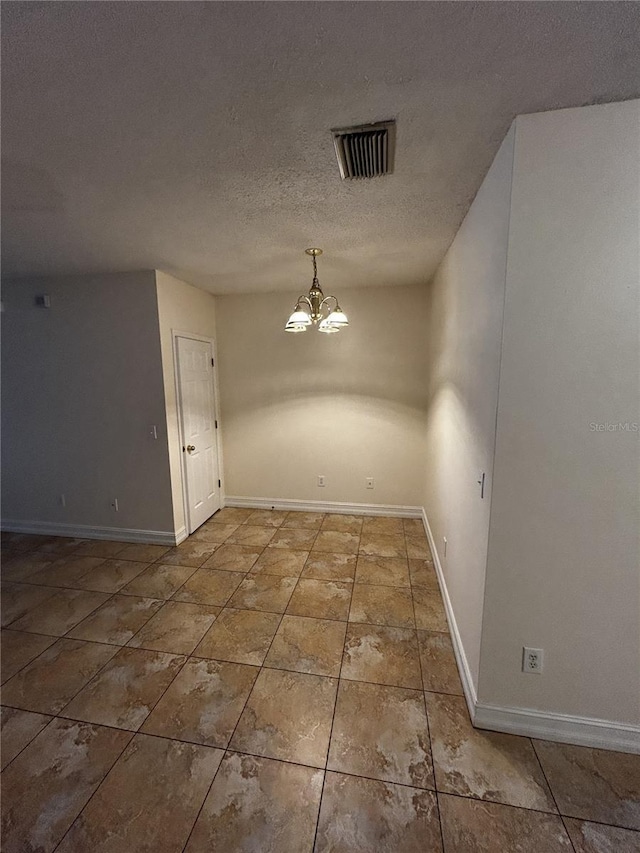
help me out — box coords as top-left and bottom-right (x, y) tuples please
(443, 537), (447, 557)
(111, 498), (119, 512)
(522, 647), (544, 673)
(59, 494), (66, 508)
(317, 475), (325, 488)
(366, 477), (374, 489)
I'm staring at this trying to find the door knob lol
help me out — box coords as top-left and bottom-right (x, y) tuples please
(186, 445), (196, 453)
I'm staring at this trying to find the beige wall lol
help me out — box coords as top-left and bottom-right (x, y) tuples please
(216, 284), (430, 507)
(1, 271), (175, 533)
(479, 101), (640, 724)
(155, 270), (219, 535)
(422, 126), (515, 694)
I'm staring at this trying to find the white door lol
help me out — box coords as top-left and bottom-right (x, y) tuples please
(176, 336), (221, 532)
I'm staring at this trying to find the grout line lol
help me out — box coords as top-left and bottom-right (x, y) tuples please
(49, 727), (137, 853)
(530, 739), (578, 851)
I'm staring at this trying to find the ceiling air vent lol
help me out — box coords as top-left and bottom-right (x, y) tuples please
(331, 120), (396, 180)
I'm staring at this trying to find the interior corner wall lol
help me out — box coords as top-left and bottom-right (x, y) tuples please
(155, 270), (219, 536)
(216, 283), (430, 508)
(479, 100), (640, 725)
(1, 271), (175, 534)
(421, 125), (515, 695)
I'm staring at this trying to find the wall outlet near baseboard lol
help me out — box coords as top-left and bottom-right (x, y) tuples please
(523, 647), (544, 673)
(443, 536), (447, 557)
(366, 477), (374, 489)
(317, 475), (325, 488)
(59, 494), (66, 508)
(111, 498), (119, 512)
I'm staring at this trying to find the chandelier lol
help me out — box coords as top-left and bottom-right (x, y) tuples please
(285, 248), (349, 334)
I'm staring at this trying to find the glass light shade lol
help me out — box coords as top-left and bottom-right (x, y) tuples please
(318, 318), (340, 333)
(285, 321), (308, 333)
(287, 308), (312, 326)
(326, 308), (348, 327)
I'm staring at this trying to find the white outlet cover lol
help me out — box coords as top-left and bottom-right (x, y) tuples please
(523, 647), (544, 673)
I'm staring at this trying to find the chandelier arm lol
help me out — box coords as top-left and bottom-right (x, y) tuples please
(296, 296), (313, 309)
(319, 295), (338, 312)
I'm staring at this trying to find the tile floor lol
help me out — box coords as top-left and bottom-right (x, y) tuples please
(1, 509), (639, 852)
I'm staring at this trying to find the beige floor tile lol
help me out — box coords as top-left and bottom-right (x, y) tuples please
(75, 558), (150, 593)
(265, 615), (347, 677)
(0, 718), (131, 853)
(342, 623), (422, 689)
(533, 740), (640, 830)
(190, 522), (240, 544)
(230, 667), (337, 767)
(116, 543), (171, 563)
(1, 552), (55, 582)
(283, 511), (325, 529)
(301, 553), (357, 583)
(142, 657), (259, 747)
(244, 509), (288, 527)
(1, 533), (53, 552)
(328, 680), (434, 788)
(172, 568), (245, 606)
(1, 581), (58, 627)
(62, 647), (186, 731)
(426, 693), (556, 811)
(251, 546), (309, 576)
(226, 525), (277, 547)
(362, 516), (405, 535)
(438, 794), (572, 852)
(413, 586), (448, 631)
(185, 752), (323, 853)
(418, 631), (463, 695)
(286, 578), (352, 620)
(409, 558), (439, 588)
(406, 537), (431, 559)
(209, 507), (255, 524)
(68, 594), (163, 645)
(128, 601), (219, 654)
(564, 818), (640, 853)
(349, 583), (415, 628)
(359, 533), (407, 558)
(36, 537), (88, 557)
(1, 638), (118, 714)
(194, 607), (281, 665)
(321, 514), (363, 534)
(157, 541), (218, 567)
(27, 555), (107, 588)
(201, 544), (263, 572)
(73, 540), (129, 559)
(403, 518), (426, 536)
(56, 733), (223, 853)
(9, 588), (111, 636)
(1, 628), (57, 684)
(119, 563), (198, 599)
(228, 574), (297, 613)
(269, 528), (318, 549)
(314, 772), (442, 853)
(355, 555), (411, 587)
(313, 530), (360, 554)
(1, 706), (52, 770)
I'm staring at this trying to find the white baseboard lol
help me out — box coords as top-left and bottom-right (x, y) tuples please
(224, 496), (422, 518)
(174, 526), (188, 545)
(1, 519), (182, 546)
(421, 507), (478, 714)
(421, 507), (640, 754)
(474, 703), (640, 755)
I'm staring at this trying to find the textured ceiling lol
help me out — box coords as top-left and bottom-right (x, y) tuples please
(2, 2), (639, 293)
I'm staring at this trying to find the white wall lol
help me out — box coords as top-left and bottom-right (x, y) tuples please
(1, 272), (175, 534)
(422, 127), (515, 694)
(216, 284), (430, 508)
(479, 101), (640, 725)
(155, 271), (219, 535)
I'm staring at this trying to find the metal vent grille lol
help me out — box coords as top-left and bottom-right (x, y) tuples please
(331, 120), (396, 180)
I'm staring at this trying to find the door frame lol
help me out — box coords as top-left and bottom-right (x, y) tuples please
(171, 329), (224, 534)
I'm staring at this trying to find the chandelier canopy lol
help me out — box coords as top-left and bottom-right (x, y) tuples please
(285, 248), (349, 334)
